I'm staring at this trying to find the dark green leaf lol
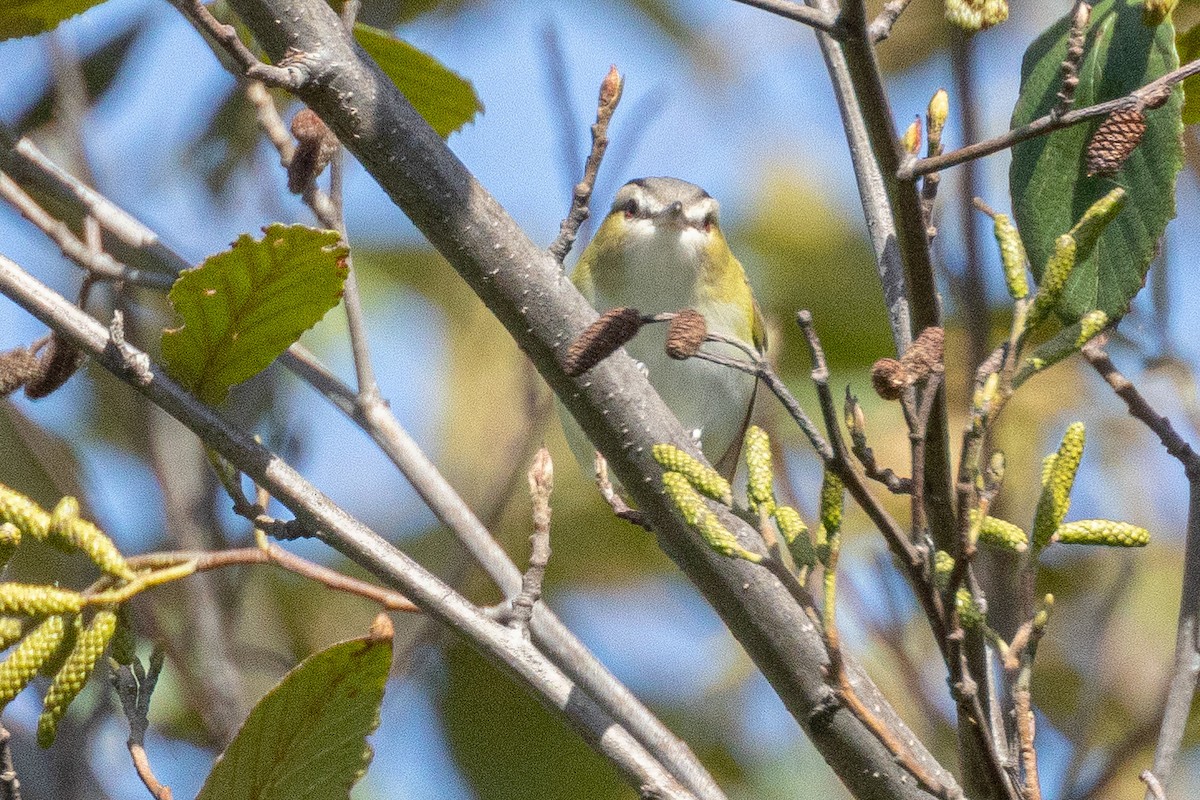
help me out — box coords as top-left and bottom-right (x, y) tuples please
(196, 632), (392, 800)
(1010, 0), (1183, 321)
(0, 0), (102, 41)
(162, 224), (348, 405)
(1177, 22), (1200, 124)
(353, 23), (482, 137)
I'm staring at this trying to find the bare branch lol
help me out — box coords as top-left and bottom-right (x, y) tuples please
(548, 66), (623, 263)
(510, 449), (554, 629)
(168, 0), (310, 89)
(0, 725), (21, 800)
(730, 0), (840, 34)
(902, 56), (1200, 180)
(869, 0), (913, 43)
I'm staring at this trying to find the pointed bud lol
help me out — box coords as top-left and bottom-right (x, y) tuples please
(902, 116), (922, 155)
(652, 444), (732, 506)
(1054, 519), (1149, 547)
(598, 65), (624, 112)
(927, 89), (949, 144)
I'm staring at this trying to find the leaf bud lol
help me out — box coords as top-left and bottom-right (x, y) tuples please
(902, 116), (922, 155)
(927, 89), (949, 144)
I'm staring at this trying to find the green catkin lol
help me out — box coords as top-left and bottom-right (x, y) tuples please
(956, 588), (985, 629)
(0, 584), (84, 616)
(662, 472), (761, 563)
(774, 505), (814, 570)
(0, 618), (23, 651)
(1076, 310), (1109, 347)
(652, 444), (733, 506)
(0, 484), (50, 540)
(933, 550), (955, 592)
(0, 523), (18, 570)
(819, 470), (844, 536)
(0, 615), (67, 710)
(973, 512), (1029, 552)
(1033, 423), (1086, 549)
(38, 610), (118, 747)
(992, 213), (1029, 300)
(1069, 188), (1127, 252)
(48, 497), (134, 581)
(744, 427), (775, 515)
(1030, 234), (1077, 325)
(1055, 520), (1150, 547)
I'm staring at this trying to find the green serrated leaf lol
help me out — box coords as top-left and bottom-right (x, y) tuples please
(1010, 0), (1183, 322)
(353, 23), (482, 137)
(162, 224), (348, 405)
(0, 0), (102, 41)
(196, 633), (392, 800)
(1178, 22), (1200, 124)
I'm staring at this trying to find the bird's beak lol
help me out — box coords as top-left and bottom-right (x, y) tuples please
(655, 201), (686, 227)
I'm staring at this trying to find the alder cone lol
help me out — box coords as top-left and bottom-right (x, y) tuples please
(1085, 108), (1147, 176)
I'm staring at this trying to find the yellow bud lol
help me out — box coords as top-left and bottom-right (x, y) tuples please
(1054, 519), (1149, 547)
(1075, 310), (1108, 347)
(0, 484), (50, 540)
(49, 497), (134, 581)
(38, 610), (118, 747)
(662, 472), (761, 563)
(972, 511), (1028, 552)
(1033, 423), (1086, 549)
(0, 615), (67, 710)
(0, 584), (84, 616)
(902, 117), (922, 155)
(652, 444), (733, 506)
(744, 427), (775, 515)
(927, 89), (949, 143)
(992, 213), (1029, 300)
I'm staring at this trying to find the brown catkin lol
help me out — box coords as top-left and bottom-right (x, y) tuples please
(564, 307), (644, 376)
(871, 358), (908, 400)
(37, 610), (118, 747)
(0, 347), (39, 396)
(665, 309), (708, 360)
(1086, 108), (1148, 176)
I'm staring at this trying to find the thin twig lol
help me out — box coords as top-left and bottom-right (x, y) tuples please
(511, 448), (553, 629)
(868, 0), (913, 43)
(1055, 2), (1092, 116)
(114, 650), (173, 800)
(730, 0), (839, 33)
(548, 66), (623, 263)
(1081, 338), (1200, 798)
(902, 56), (1200, 179)
(1141, 770), (1168, 800)
(0, 725), (20, 800)
(169, 0), (310, 89)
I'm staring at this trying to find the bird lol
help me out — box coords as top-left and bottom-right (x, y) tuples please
(565, 176), (766, 479)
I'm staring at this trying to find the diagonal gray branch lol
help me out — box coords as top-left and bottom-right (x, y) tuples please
(0, 253), (694, 800)
(216, 1), (959, 796)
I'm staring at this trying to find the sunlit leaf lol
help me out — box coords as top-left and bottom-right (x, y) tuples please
(0, 0), (102, 41)
(353, 23), (482, 137)
(196, 631), (391, 800)
(1010, 0), (1183, 321)
(162, 224), (348, 405)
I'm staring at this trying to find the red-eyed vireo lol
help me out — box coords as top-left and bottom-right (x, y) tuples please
(566, 177), (766, 479)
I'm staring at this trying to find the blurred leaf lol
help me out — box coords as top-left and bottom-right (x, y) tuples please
(1177, 22), (1200, 124)
(162, 224), (348, 405)
(732, 168), (893, 374)
(1010, 0), (1183, 321)
(869, 0), (950, 73)
(187, 84), (284, 197)
(442, 641), (630, 800)
(0, 0), (102, 41)
(196, 631), (391, 800)
(354, 23), (482, 137)
(10, 20), (144, 135)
